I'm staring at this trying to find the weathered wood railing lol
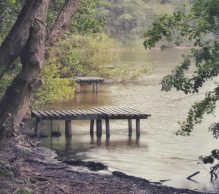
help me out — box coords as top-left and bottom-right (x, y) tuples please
(31, 107), (151, 138)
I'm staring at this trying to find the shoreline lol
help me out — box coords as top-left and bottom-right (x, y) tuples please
(0, 130), (215, 194)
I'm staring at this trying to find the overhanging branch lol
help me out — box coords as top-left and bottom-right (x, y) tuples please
(47, 0), (80, 45)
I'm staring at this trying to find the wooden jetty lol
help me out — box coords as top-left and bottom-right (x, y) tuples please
(31, 107), (151, 138)
(74, 77), (104, 93)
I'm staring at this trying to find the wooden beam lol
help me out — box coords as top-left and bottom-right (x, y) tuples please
(90, 119), (94, 136)
(105, 119), (110, 137)
(96, 119), (102, 136)
(93, 83), (95, 92)
(128, 119), (132, 137)
(65, 120), (72, 137)
(136, 119), (140, 136)
(95, 83), (98, 93)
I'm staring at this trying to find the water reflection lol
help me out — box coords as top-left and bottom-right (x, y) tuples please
(65, 136), (72, 151)
(75, 90), (98, 104)
(61, 135), (142, 152)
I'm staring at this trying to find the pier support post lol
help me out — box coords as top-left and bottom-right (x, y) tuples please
(136, 119), (140, 137)
(105, 119), (110, 137)
(35, 118), (41, 138)
(90, 120), (94, 136)
(96, 119), (102, 136)
(95, 83), (98, 93)
(92, 83), (95, 93)
(76, 84), (81, 93)
(65, 120), (72, 137)
(128, 119), (132, 137)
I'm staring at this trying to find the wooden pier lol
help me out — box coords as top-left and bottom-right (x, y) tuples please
(31, 107), (151, 138)
(74, 77), (104, 93)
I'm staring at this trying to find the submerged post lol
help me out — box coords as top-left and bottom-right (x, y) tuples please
(136, 119), (140, 136)
(105, 119), (110, 137)
(128, 119), (132, 137)
(96, 119), (102, 136)
(65, 120), (72, 137)
(90, 119), (94, 136)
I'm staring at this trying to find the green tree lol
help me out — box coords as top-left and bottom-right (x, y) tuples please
(98, 0), (152, 42)
(0, 0), (105, 109)
(143, 0), (219, 137)
(0, 0), (80, 145)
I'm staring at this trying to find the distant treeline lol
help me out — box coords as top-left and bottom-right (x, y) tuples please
(97, 0), (194, 43)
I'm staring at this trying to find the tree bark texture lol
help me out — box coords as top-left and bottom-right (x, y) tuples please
(0, 0), (81, 143)
(0, 0), (50, 143)
(0, 0), (44, 79)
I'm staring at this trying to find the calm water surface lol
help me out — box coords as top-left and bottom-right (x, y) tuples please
(40, 48), (219, 193)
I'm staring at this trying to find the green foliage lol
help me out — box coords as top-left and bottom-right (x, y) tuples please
(0, 0), (22, 40)
(49, 33), (116, 77)
(0, 62), (21, 97)
(98, 0), (151, 42)
(144, 0), (219, 137)
(33, 60), (75, 108)
(47, 0), (104, 34)
(70, 0), (105, 33)
(97, 0), (192, 43)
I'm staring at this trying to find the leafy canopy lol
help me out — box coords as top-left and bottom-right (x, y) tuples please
(143, 0), (219, 137)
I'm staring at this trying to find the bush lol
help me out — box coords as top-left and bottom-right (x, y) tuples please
(49, 33), (117, 77)
(33, 59), (75, 108)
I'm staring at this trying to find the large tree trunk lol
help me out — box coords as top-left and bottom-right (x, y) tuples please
(0, 0), (50, 144)
(0, 0), (81, 145)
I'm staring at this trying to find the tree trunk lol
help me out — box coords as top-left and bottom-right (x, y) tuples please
(0, 0), (45, 79)
(47, 0), (80, 44)
(0, 0), (81, 145)
(0, 0), (50, 144)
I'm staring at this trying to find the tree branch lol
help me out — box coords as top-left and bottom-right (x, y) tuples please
(47, 0), (80, 45)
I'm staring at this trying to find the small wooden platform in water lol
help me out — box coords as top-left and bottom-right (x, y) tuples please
(74, 77), (104, 83)
(74, 77), (104, 93)
(32, 107), (151, 138)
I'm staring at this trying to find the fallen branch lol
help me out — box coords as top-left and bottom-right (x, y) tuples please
(187, 171), (200, 180)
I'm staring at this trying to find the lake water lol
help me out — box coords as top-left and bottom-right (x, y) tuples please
(40, 48), (219, 193)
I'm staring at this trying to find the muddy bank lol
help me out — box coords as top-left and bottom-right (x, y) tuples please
(0, 133), (215, 194)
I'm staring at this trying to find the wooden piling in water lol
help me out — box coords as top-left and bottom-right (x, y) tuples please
(65, 120), (72, 137)
(90, 119), (94, 136)
(93, 83), (95, 92)
(128, 119), (132, 137)
(136, 119), (140, 137)
(105, 119), (110, 137)
(95, 83), (98, 93)
(96, 119), (102, 136)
